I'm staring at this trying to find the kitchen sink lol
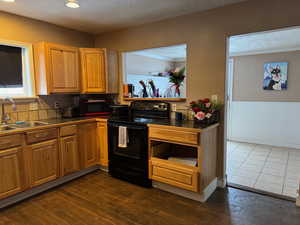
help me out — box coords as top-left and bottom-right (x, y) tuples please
(10, 121), (50, 128)
(0, 125), (16, 131)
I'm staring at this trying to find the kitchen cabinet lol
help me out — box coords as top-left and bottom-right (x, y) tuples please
(34, 42), (80, 95)
(80, 48), (119, 94)
(78, 122), (99, 168)
(0, 119), (109, 204)
(60, 136), (79, 176)
(0, 147), (23, 200)
(28, 139), (59, 187)
(60, 125), (79, 176)
(97, 121), (108, 167)
(148, 124), (219, 193)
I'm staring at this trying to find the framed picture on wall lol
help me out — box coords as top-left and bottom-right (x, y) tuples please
(263, 62), (288, 90)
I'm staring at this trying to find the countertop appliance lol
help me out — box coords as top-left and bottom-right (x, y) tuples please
(108, 101), (170, 187)
(74, 98), (112, 117)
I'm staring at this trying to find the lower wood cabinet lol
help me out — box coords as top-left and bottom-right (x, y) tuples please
(0, 147), (23, 199)
(78, 122), (99, 168)
(97, 121), (108, 167)
(149, 158), (199, 192)
(28, 140), (59, 187)
(0, 120), (109, 201)
(60, 135), (80, 176)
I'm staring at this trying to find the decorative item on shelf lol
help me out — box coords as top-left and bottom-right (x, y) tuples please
(128, 84), (134, 98)
(148, 80), (159, 97)
(139, 80), (148, 98)
(167, 67), (186, 97)
(123, 84), (129, 98)
(190, 98), (222, 125)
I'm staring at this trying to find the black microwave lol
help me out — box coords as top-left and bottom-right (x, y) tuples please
(77, 99), (111, 117)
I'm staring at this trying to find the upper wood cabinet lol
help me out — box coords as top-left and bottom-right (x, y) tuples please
(80, 48), (106, 93)
(80, 48), (119, 94)
(34, 42), (80, 95)
(0, 147), (24, 200)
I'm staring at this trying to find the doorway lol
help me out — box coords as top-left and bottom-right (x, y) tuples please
(225, 27), (300, 200)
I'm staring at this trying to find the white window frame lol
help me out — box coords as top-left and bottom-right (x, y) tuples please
(0, 39), (36, 99)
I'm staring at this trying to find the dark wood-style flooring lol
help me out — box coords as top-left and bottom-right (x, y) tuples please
(0, 171), (299, 225)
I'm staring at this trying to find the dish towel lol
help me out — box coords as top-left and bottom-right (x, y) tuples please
(118, 126), (128, 148)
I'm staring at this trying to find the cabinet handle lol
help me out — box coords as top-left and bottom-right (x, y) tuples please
(35, 133), (48, 138)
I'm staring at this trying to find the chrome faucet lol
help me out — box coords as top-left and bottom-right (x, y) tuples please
(1, 97), (16, 125)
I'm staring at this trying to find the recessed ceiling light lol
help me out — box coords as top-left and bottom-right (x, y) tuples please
(2, 0), (15, 2)
(65, 0), (80, 8)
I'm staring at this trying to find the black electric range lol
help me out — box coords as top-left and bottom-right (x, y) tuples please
(108, 101), (170, 187)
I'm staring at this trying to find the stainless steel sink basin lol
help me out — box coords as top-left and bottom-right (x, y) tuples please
(0, 125), (16, 131)
(10, 121), (50, 128)
(0, 121), (49, 131)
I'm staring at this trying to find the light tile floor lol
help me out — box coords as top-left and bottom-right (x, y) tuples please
(227, 141), (300, 198)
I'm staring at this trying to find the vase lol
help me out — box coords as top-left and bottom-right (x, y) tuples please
(164, 84), (181, 98)
(194, 111), (220, 125)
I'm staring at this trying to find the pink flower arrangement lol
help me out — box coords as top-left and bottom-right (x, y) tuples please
(195, 111), (206, 120)
(190, 98), (222, 121)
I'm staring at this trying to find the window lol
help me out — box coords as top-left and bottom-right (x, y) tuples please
(122, 44), (187, 101)
(0, 40), (35, 98)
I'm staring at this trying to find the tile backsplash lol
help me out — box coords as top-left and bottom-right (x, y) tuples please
(0, 95), (74, 123)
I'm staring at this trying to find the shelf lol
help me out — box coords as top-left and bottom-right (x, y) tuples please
(150, 141), (198, 168)
(123, 97), (186, 102)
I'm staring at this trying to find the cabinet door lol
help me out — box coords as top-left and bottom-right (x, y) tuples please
(60, 135), (79, 176)
(80, 48), (107, 93)
(78, 122), (98, 168)
(29, 140), (59, 187)
(97, 122), (108, 167)
(49, 44), (80, 93)
(0, 148), (23, 199)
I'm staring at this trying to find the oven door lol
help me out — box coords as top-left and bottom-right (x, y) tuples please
(108, 122), (148, 160)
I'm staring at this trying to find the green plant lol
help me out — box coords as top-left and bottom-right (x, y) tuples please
(169, 67), (185, 86)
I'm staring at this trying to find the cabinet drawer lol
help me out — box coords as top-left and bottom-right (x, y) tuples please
(60, 125), (77, 137)
(26, 128), (58, 144)
(0, 134), (23, 150)
(149, 127), (199, 145)
(150, 158), (199, 192)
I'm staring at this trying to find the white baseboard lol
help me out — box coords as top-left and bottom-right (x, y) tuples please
(217, 176), (227, 188)
(153, 178), (218, 203)
(229, 136), (300, 149)
(297, 187), (300, 207)
(0, 166), (100, 209)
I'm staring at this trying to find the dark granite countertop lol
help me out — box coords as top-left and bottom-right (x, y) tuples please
(143, 118), (218, 130)
(43, 116), (219, 130)
(0, 115), (218, 136)
(108, 116), (219, 130)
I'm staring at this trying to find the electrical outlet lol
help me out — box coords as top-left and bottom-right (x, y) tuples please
(211, 94), (218, 102)
(54, 102), (60, 109)
(171, 104), (177, 112)
(29, 102), (38, 111)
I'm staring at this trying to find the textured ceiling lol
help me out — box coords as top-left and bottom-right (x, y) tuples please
(230, 27), (300, 56)
(0, 0), (248, 34)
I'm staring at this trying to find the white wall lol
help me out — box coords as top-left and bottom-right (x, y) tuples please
(228, 101), (300, 149)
